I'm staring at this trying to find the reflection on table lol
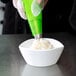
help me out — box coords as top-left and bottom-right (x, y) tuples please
(22, 64), (64, 76)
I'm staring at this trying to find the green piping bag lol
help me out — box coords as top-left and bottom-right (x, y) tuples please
(22, 0), (42, 37)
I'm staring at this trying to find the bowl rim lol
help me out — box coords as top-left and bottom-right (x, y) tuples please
(19, 38), (64, 52)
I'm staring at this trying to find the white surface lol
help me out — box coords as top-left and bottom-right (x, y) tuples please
(0, 24), (3, 34)
(19, 38), (64, 67)
(0, 10), (4, 21)
(0, 1), (5, 7)
(0, 1), (5, 35)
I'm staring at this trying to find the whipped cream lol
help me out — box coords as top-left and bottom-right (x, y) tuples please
(31, 38), (53, 50)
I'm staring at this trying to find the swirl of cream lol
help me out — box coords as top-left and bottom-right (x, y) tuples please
(31, 38), (53, 50)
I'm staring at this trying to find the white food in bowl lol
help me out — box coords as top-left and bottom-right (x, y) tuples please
(30, 38), (53, 50)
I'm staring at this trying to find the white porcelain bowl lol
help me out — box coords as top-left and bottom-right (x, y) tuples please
(19, 38), (64, 67)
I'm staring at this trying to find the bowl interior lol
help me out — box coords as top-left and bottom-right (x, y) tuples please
(19, 38), (64, 51)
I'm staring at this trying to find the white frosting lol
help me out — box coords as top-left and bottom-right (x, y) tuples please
(31, 38), (53, 50)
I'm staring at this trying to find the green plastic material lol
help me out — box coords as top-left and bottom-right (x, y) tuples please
(22, 0), (42, 37)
